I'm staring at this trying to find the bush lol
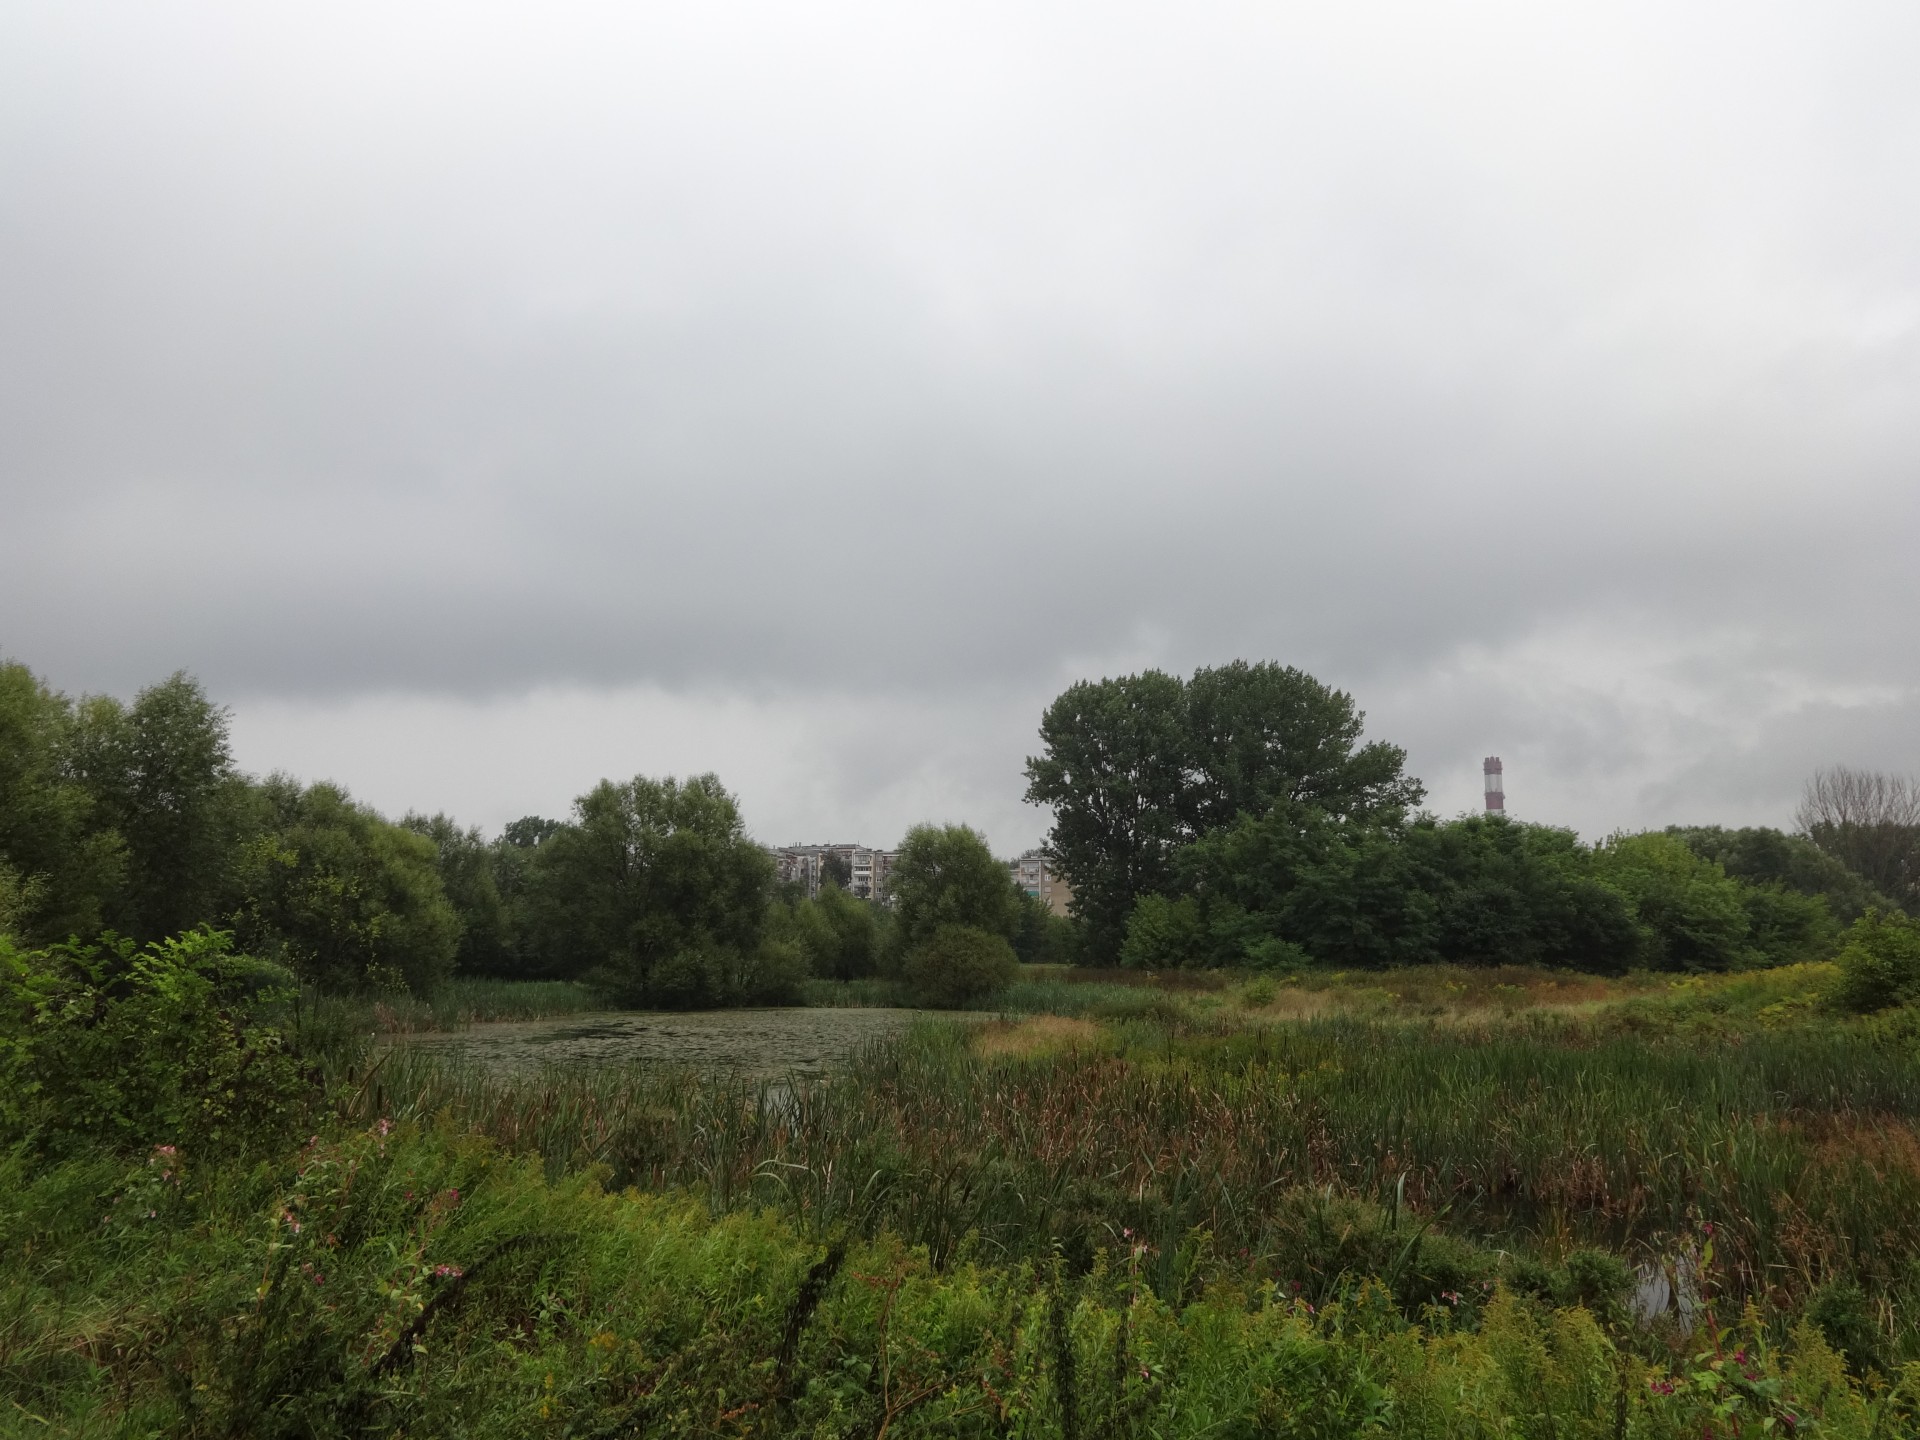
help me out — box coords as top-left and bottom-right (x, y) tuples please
(1830, 909), (1920, 1013)
(0, 928), (315, 1156)
(1806, 1280), (1891, 1376)
(901, 924), (1018, 1008)
(1120, 894), (1207, 969)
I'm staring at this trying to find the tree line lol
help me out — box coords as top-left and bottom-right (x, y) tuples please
(0, 660), (1053, 1007)
(1025, 660), (1916, 971)
(7, 653), (1914, 1001)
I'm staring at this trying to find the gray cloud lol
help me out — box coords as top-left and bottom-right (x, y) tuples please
(4, 1), (1917, 844)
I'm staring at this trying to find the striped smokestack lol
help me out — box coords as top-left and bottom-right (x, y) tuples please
(1483, 756), (1505, 815)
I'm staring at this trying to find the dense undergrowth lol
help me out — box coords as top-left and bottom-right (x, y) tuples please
(8, 938), (1920, 1435)
(5, 1123), (1905, 1439)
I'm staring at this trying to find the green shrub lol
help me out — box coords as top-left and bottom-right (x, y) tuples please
(0, 928), (316, 1156)
(901, 924), (1018, 1008)
(1831, 909), (1920, 1013)
(590, 938), (808, 1009)
(1119, 894), (1208, 969)
(1806, 1280), (1891, 1376)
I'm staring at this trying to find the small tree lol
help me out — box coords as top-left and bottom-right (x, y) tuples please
(902, 924), (1017, 1009)
(1025, 661), (1422, 961)
(782, 882), (882, 980)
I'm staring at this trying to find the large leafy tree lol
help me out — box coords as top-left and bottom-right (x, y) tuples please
(231, 778), (459, 995)
(1025, 662), (1421, 959)
(1022, 670), (1192, 959)
(68, 673), (251, 944)
(884, 823), (1021, 953)
(0, 661), (120, 942)
(1182, 662), (1423, 832)
(403, 812), (512, 976)
(524, 774), (780, 1006)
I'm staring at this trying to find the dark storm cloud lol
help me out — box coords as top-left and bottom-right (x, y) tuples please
(3, 1), (1918, 840)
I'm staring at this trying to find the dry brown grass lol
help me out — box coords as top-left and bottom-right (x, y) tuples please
(1806, 1114), (1920, 1181)
(972, 1014), (1106, 1059)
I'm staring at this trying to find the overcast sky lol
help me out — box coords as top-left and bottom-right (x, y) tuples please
(4, 2), (1917, 852)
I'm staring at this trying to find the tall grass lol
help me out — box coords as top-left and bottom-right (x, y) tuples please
(292, 977), (598, 1041)
(345, 1011), (1920, 1345)
(6, 1123), (1895, 1437)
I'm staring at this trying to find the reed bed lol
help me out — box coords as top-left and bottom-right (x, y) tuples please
(345, 1011), (1920, 1341)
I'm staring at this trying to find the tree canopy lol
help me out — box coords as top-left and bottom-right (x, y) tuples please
(1026, 662), (1421, 959)
(521, 773), (788, 1007)
(884, 823), (1021, 953)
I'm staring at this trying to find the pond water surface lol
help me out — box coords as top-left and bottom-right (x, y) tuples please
(394, 1007), (965, 1079)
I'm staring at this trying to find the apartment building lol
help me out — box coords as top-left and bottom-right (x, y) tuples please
(769, 843), (899, 902)
(1009, 849), (1073, 917)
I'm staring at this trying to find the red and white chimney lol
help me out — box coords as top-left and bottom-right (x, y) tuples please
(1483, 756), (1505, 815)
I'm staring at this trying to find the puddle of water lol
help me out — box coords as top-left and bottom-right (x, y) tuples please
(391, 1006), (970, 1079)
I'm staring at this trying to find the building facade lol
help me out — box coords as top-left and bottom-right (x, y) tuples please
(1009, 849), (1073, 917)
(770, 843), (900, 902)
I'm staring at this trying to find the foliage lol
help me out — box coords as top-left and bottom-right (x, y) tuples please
(0, 659), (123, 943)
(1830, 909), (1920, 1013)
(404, 811), (514, 975)
(1798, 766), (1920, 911)
(1671, 824), (1888, 923)
(520, 773), (782, 1006)
(773, 881), (885, 980)
(1119, 893), (1209, 969)
(0, 928), (314, 1156)
(1011, 889), (1081, 966)
(884, 823), (1021, 953)
(1162, 812), (1638, 972)
(67, 671), (252, 944)
(1401, 816), (1645, 970)
(232, 777), (460, 995)
(1596, 832), (1784, 971)
(1026, 663), (1422, 959)
(6, 1120), (1902, 1437)
(900, 924), (1018, 1008)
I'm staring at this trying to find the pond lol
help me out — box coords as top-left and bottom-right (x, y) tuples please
(391, 1006), (969, 1079)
